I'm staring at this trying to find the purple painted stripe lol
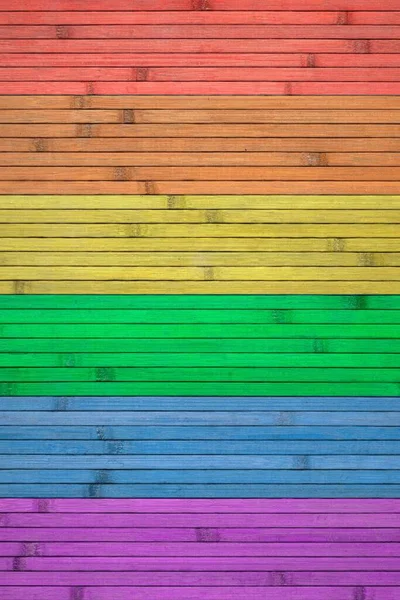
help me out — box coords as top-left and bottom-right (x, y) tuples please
(0, 527), (398, 543)
(1, 572), (400, 585)
(2, 513), (398, 527)
(1, 499), (399, 513)
(2, 541), (400, 557)
(1, 588), (395, 600)
(8, 556), (400, 571)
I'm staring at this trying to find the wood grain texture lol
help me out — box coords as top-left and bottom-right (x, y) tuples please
(2, 296), (398, 492)
(0, 6), (399, 93)
(0, 295), (398, 398)
(1, 2), (400, 595)
(1, 97), (400, 197)
(1, 194), (399, 292)
(0, 499), (399, 597)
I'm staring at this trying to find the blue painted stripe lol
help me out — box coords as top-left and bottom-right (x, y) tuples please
(0, 439), (399, 454)
(0, 425), (398, 440)
(1, 396), (399, 410)
(1, 484), (400, 498)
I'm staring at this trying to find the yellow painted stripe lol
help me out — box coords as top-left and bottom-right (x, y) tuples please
(3, 281), (400, 295)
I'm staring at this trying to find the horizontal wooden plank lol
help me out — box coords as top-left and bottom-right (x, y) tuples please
(0, 79), (396, 97)
(0, 12), (394, 27)
(2, 541), (400, 557)
(0, 588), (388, 600)
(3, 409), (400, 425)
(0, 0), (396, 9)
(1, 223), (398, 237)
(1, 424), (399, 440)
(1, 524), (397, 541)
(0, 109), (123, 122)
(2, 439), (400, 452)
(3, 24), (400, 39)
(1, 484), (400, 499)
(5, 455), (400, 470)
(2, 209), (399, 223)
(3, 338), (399, 354)
(3, 281), (400, 294)
(6, 470), (400, 484)
(2, 572), (400, 590)
(1, 382), (398, 396)
(2, 323), (398, 337)
(0, 584), (398, 598)
(6, 138), (400, 152)
(4, 252), (400, 267)
(0, 39), (367, 53)
(2, 498), (399, 513)
(4, 395), (400, 410)
(4, 153), (400, 167)
(2, 354), (400, 368)
(94, 82), (400, 95)
(2, 166), (400, 181)
(4, 195), (400, 209)
(1, 367), (398, 383)
(0, 53), (306, 67)
(4, 555), (400, 571)
(3, 107), (400, 126)
(2, 123), (398, 137)
(2, 308), (399, 324)
(5, 182), (400, 195)
(2, 512), (400, 528)
(2, 52), (400, 68)
(99, 67), (400, 81)
(1, 294), (395, 309)
(0, 11), (349, 25)
(0, 267), (399, 281)
(2, 96), (400, 109)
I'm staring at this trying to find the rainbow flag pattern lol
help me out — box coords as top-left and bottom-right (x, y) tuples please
(1, 1), (400, 598)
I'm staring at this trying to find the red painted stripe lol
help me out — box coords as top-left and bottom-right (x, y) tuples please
(292, 82), (400, 94)
(141, 67), (400, 82)
(317, 54), (400, 67)
(0, 39), (357, 52)
(0, 11), (344, 25)
(373, 40), (400, 52)
(0, 82), (87, 93)
(0, 68), (133, 81)
(351, 11), (400, 24)
(0, 81), (287, 94)
(0, 0), (396, 10)
(2, 67), (400, 82)
(1, 24), (399, 38)
(0, 54), (305, 67)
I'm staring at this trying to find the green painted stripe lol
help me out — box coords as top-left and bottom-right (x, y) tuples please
(1, 353), (399, 368)
(0, 367), (398, 383)
(2, 339), (399, 353)
(1, 382), (398, 396)
(1, 309), (400, 324)
(1, 324), (398, 338)
(0, 295), (398, 309)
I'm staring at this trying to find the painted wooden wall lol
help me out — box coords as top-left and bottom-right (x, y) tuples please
(1, 194), (399, 294)
(1, 96), (400, 195)
(1, 1), (400, 598)
(0, 499), (399, 598)
(0, 294), (398, 498)
(0, 2), (400, 95)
